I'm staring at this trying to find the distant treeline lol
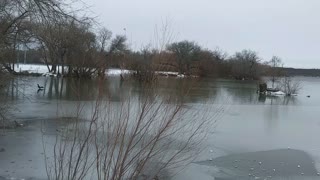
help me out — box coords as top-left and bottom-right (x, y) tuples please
(9, 46), (272, 80)
(1, 0), (309, 80)
(10, 47), (300, 79)
(282, 68), (320, 77)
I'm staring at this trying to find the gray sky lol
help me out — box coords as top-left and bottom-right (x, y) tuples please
(86, 0), (320, 68)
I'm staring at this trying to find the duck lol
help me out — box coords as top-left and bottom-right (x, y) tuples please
(37, 84), (44, 90)
(307, 95), (311, 98)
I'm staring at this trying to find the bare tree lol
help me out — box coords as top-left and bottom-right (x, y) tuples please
(97, 35), (128, 76)
(197, 49), (228, 77)
(0, 0), (78, 132)
(152, 19), (176, 52)
(212, 47), (228, 61)
(108, 35), (128, 56)
(229, 49), (261, 80)
(268, 56), (283, 88)
(132, 20), (176, 80)
(98, 28), (112, 53)
(279, 76), (301, 95)
(0, 0), (76, 69)
(166, 41), (202, 75)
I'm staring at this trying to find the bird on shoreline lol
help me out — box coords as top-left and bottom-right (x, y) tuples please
(37, 84), (44, 90)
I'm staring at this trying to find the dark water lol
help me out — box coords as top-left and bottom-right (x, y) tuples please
(1, 76), (320, 179)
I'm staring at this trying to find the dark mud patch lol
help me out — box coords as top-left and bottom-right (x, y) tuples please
(0, 116), (83, 130)
(0, 117), (82, 179)
(0, 177), (46, 180)
(0, 121), (26, 129)
(195, 149), (320, 179)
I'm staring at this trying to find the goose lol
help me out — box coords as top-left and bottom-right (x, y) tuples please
(37, 84), (44, 90)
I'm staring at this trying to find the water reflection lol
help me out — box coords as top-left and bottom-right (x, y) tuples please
(2, 76), (319, 180)
(264, 101), (280, 132)
(3, 76), (301, 106)
(258, 94), (298, 105)
(222, 80), (258, 104)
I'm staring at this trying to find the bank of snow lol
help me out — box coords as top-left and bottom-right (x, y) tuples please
(14, 64), (49, 74)
(14, 64), (131, 76)
(13, 64), (192, 78)
(106, 69), (132, 76)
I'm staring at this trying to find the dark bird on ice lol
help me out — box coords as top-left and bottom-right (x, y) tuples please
(37, 84), (44, 90)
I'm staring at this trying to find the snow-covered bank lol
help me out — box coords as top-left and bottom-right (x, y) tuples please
(14, 64), (49, 74)
(106, 69), (132, 76)
(13, 64), (194, 78)
(14, 64), (131, 76)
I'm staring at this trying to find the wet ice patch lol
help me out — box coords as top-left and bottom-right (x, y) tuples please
(195, 149), (319, 179)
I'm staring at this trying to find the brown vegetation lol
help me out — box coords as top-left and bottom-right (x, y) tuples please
(42, 81), (218, 180)
(279, 76), (301, 95)
(0, 1), (282, 80)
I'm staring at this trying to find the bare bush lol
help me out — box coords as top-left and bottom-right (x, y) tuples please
(279, 76), (301, 95)
(43, 110), (97, 180)
(268, 56), (283, 88)
(228, 49), (261, 80)
(43, 81), (220, 180)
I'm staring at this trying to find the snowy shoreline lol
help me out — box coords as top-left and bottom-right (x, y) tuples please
(11, 63), (189, 78)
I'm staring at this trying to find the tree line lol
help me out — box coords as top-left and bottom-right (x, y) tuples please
(1, 0), (282, 80)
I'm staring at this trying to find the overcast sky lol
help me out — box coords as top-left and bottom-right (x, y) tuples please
(85, 0), (320, 68)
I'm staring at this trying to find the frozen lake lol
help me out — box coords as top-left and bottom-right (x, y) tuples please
(1, 76), (320, 179)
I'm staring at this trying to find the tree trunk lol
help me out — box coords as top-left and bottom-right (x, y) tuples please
(68, 66), (73, 76)
(61, 62), (64, 76)
(2, 63), (17, 75)
(51, 64), (57, 73)
(61, 54), (64, 76)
